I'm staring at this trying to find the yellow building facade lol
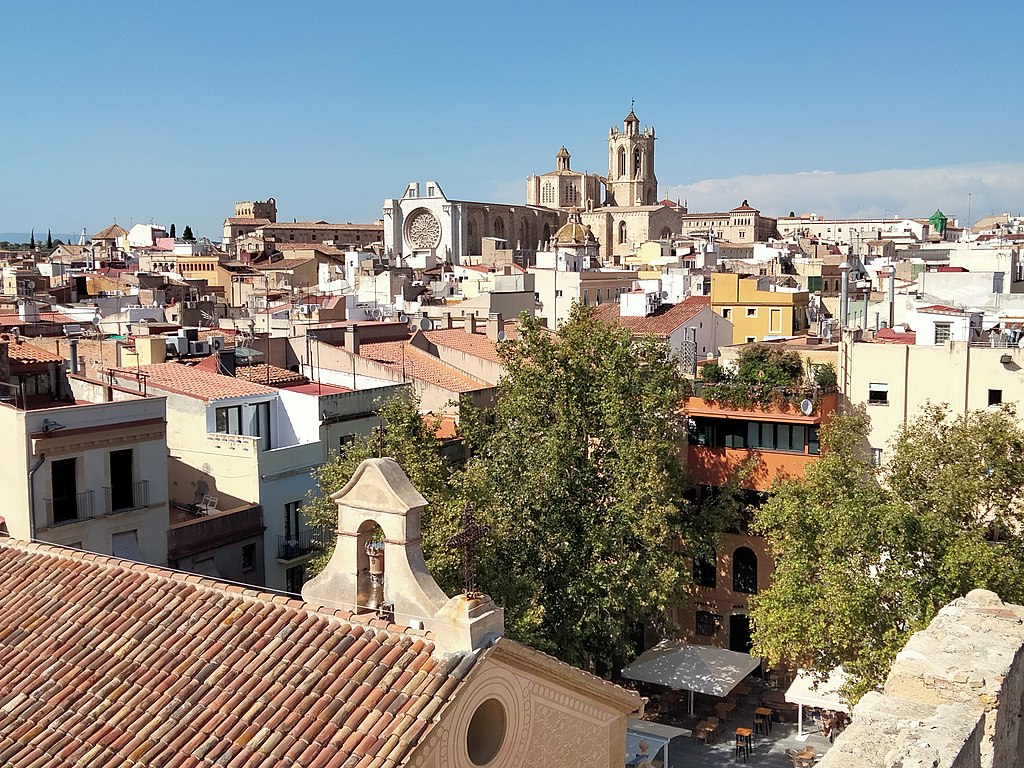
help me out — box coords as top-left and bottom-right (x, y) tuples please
(710, 272), (810, 344)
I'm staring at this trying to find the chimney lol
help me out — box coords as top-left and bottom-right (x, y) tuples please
(487, 312), (504, 341)
(68, 337), (79, 376)
(465, 312), (477, 334)
(443, 311), (453, 329)
(344, 323), (360, 355)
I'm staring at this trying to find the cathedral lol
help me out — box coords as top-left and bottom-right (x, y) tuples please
(527, 110), (684, 264)
(383, 110), (683, 267)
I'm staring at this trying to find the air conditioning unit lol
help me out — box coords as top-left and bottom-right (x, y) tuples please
(208, 335), (226, 352)
(165, 336), (187, 355)
(184, 301), (198, 309)
(190, 340), (211, 355)
(203, 294), (216, 302)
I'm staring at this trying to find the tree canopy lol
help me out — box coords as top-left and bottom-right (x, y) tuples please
(182, 225), (194, 242)
(750, 404), (1024, 701)
(307, 305), (726, 672)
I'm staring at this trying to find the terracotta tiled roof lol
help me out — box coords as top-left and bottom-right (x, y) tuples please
(225, 217), (271, 226)
(0, 538), (472, 768)
(593, 296), (711, 337)
(359, 341), (487, 393)
(423, 326), (517, 365)
(0, 333), (64, 363)
(918, 304), (964, 314)
(91, 223), (128, 240)
(262, 222), (383, 232)
(0, 311), (77, 326)
(254, 257), (313, 271)
(275, 243), (349, 256)
(874, 327), (917, 344)
(235, 364), (309, 387)
(128, 362), (277, 401)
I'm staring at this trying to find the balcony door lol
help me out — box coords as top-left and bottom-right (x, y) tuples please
(109, 449), (134, 511)
(51, 458), (77, 524)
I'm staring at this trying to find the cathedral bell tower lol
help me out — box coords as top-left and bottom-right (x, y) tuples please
(606, 109), (657, 207)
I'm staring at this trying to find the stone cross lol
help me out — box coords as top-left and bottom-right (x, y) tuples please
(445, 503), (490, 599)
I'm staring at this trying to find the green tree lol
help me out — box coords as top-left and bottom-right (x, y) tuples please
(750, 405), (1024, 701)
(45, 229), (52, 249)
(305, 388), (462, 578)
(169, 223), (176, 238)
(29, 229), (35, 249)
(462, 305), (716, 671)
(182, 225), (194, 241)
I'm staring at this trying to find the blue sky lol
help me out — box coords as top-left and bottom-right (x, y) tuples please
(3, 1), (1022, 239)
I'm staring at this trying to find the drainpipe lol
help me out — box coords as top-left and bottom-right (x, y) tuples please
(888, 265), (896, 329)
(28, 453), (45, 540)
(838, 261), (851, 329)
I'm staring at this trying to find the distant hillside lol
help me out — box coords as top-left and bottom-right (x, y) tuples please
(0, 233), (79, 245)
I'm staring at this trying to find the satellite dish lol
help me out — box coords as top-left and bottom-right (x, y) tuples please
(660, 291), (670, 300)
(800, 399), (815, 416)
(497, 331), (508, 342)
(418, 317), (433, 331)
(91, 315), (101, 326)
(398, 314), (409, 323)
(372, 308), (384, 320)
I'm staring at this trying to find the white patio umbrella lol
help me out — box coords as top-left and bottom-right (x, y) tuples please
(622, 640), (762, 714)
(785, 666), (850, 737)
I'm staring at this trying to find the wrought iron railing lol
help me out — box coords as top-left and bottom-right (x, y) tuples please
(46, 490), (95, 527)
(277, 527), (330, 560)
(104, 480), (150, 515)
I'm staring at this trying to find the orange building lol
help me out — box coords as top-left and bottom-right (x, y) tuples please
(678, 391), (837, 653)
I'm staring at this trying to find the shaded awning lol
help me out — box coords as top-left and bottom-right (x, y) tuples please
(621, 640), (761, 697)
(785, 667), (850, 713)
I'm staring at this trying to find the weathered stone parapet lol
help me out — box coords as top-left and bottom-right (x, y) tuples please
(819, 590), (1024, 768)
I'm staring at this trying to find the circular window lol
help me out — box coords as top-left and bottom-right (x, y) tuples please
(467, 697), (506, 766)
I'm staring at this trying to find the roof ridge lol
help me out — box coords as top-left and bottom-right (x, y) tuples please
(2, 537), (436, 640)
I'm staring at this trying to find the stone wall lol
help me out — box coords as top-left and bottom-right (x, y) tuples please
(820, 590), (1024, 768)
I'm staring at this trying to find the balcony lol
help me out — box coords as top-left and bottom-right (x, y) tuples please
(277, 527), (330, 562)
(104, 480), (150, 515)
(167, 503), (264, 562)
(46, 491), (95, 527)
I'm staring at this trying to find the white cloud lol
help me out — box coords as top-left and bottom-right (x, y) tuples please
(664, 163), (1024, 225)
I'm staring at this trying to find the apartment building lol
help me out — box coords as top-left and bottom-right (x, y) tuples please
(0, 333), (170, 563)
(711, 271), (810, 344)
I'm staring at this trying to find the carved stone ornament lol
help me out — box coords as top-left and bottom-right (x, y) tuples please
(408, 210), (441, 249)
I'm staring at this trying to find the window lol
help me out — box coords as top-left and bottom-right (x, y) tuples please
(242, 543), (256, 572)
(618, 221), (627, 244)
(871, 448), (883, 467)
(696, 610), (720, 636)
(216, 405), (242, 434)
(693, 556), (717, 588)
(934, 323), (952, 344)
(722, 308), (732, 320)
(745, 336), (756, 344)
(733, 547), (758, 594)
(284, 500), (303, 541)
(745, 307), (757, 318)
(339, 434), (355, 449)
(739, 231), (746, 239)
(769, 308), (782, 333)
(868, 382), (889, 405)
(808, 426), (820, 455)
(286, 565), (306, 595)
(112, 530), (142, 561)
(582, 289), (589, 305)
(989, 389), (1003, 406)
(108, 448), (137, 512)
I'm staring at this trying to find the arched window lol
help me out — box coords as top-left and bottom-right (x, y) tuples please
(733, 547), (758, 594)
(494, 217), (505, 240)
(618, 220), (628, 245)
(633, 148), (643, 178)
(542, 183), (555, 205)
(660, 227), (672, 240)
(618, 147), (626, 178)
(543, 223), (551, 243)
(566, 183), (578, 205)
(518, 218), (528, 248)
